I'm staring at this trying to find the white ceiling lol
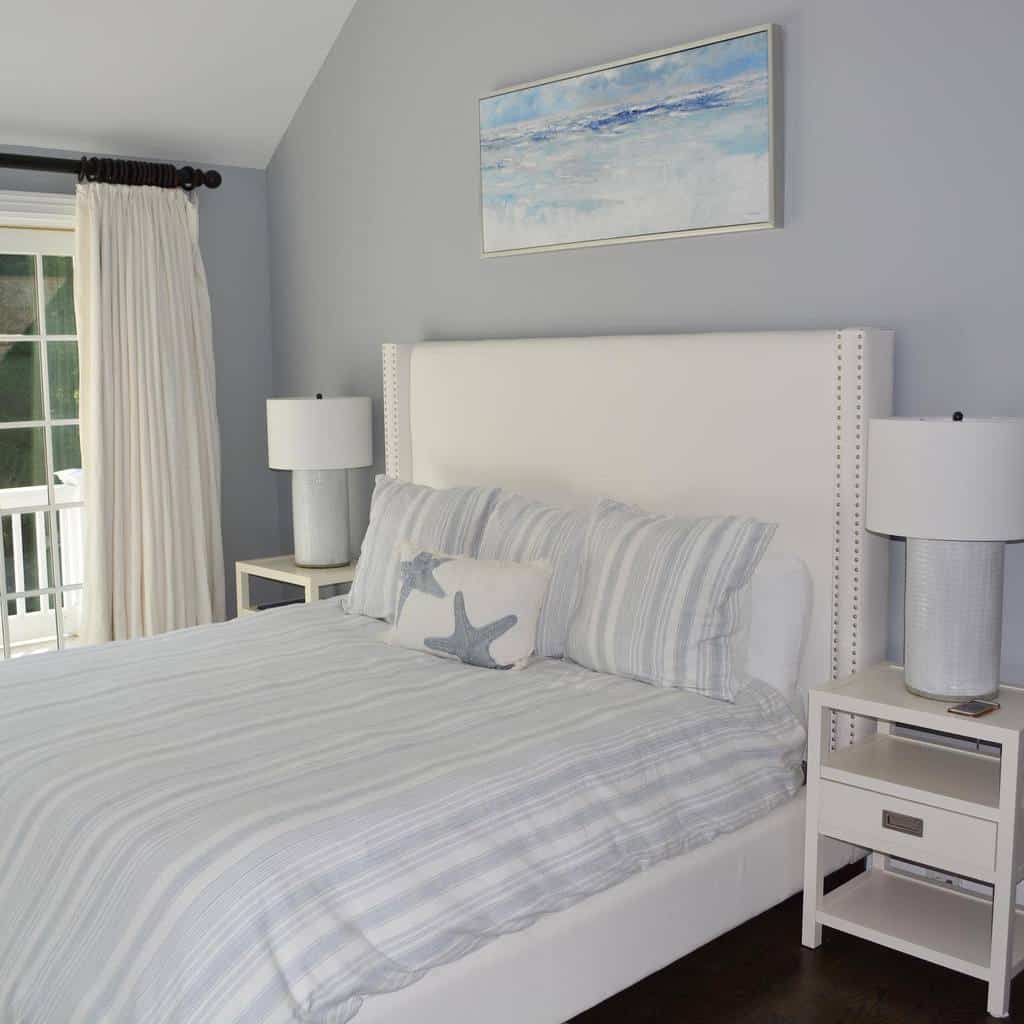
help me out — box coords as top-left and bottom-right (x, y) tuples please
(0, 0), (358, 169)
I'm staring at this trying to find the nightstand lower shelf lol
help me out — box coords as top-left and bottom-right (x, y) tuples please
(818, 868), (1024, 982)
(805, 667), (1024, 1018)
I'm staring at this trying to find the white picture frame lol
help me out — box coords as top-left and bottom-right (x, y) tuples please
(479, 24), (782, 257)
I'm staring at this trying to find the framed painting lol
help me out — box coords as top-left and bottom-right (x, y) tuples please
(479, 24), (780, 257)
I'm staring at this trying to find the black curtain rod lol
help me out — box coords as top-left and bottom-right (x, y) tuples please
(0, 151), (222, 191)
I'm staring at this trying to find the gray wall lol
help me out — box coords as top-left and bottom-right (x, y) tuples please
(267, 0), (1024, 678)
(0, 148), (281, 615)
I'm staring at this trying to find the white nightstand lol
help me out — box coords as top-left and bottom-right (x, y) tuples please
(802, 664), (1024, 1017)
(235, 556), (357, 617)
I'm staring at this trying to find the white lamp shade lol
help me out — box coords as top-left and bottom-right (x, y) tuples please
(867, 417), (1024, 541)
(267, 396), (373, 470)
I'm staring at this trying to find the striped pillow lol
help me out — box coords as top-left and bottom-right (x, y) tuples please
(343, 476), (500, 620)
(477, 493), (586, 658)
(565, 500), (777, 701)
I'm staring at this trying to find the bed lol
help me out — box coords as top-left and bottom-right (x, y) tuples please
(0, 329), (894, 1024)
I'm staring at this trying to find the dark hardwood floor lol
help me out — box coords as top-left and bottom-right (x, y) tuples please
(572, 864), (1024, 1023)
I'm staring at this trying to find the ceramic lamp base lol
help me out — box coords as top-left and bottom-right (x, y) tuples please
(904, 537), (1003, 701)
(292, 469), (351, 568)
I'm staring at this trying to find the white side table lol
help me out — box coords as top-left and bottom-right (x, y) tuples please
(802, 663), (1024, 1017)
(235, 555), (357, 617)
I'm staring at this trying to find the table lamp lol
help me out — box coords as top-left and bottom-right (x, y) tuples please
(267, 395), (373, 567)
(866, 415), (1024, 700)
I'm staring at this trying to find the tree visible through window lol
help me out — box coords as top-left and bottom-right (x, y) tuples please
(0, 236), (83, 658)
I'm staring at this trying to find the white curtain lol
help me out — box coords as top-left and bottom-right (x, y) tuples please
(74, 183), (225, 643)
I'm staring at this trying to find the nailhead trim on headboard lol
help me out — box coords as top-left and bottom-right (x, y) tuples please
(830, 334), (843, 751)
(829, 329), (871, 752)
(831, 332), (844, 682)
(382, 343), (401, 478)
(852, 333), (864, 679)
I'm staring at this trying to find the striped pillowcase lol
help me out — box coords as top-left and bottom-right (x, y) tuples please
(565, 499), (777, 701)
(477, 493), (587, 658)
(344, 476), (500, 620)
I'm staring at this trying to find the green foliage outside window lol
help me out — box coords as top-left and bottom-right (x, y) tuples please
(0, 255), (79, 490)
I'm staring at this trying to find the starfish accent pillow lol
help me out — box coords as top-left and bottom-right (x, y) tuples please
(389, 543), (552, 670)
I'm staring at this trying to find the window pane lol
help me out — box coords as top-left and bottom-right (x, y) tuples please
(55, 506), (85, 587)
(48, 340), (79, 419)
(2, 510), (54, 597)
(52, 424), (81, 477)
(54, 465), (84, 505)
(0, 426), (46, 488)
(10, 603), (58, 658)
(62, 588), (83, 647)
(1, 514), (10, 596)
(0, 254), (39, 335)
(0, 340), (43, 422)
(42, 255), (75, 335)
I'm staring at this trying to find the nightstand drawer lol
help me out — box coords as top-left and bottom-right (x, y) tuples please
(817, 779), (997, 881)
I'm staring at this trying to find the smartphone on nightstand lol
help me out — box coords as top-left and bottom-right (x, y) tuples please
(947, 699), (1001, 717)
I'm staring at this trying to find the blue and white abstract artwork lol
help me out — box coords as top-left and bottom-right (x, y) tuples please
(480, 28), (776, 255)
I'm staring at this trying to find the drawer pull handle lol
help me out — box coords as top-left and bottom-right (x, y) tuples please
(882, 810), (924, 837)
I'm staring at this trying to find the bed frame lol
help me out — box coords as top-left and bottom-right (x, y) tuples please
(359, 330), (894, 1024)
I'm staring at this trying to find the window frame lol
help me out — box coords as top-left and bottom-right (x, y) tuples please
(0, 190), (79, 659)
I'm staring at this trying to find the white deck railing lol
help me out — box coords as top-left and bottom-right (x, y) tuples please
(0, 483), (84, 650)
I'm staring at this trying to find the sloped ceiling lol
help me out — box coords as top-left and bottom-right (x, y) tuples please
(0, 0), (358, 169)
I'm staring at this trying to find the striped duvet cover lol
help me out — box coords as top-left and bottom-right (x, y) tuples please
(0, 599), (804, 1023)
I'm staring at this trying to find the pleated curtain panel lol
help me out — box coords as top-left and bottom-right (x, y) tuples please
(74, 182), (225, 643)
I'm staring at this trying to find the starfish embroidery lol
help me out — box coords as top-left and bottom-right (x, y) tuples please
(395, 551), (451, 623)
(425, 591), (518, 670)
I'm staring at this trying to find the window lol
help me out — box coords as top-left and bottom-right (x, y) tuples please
(0, 208), (82, 659)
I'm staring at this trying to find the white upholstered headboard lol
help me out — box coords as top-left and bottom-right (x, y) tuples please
(382, 330), (894, 747)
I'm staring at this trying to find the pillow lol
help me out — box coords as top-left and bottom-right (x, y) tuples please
(477, 492), (586, 658)
(390, 544), (552, 670)
(343, 476), (499, 620)
(565, 499), (776, 701)
(746, 552), (813, 699)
